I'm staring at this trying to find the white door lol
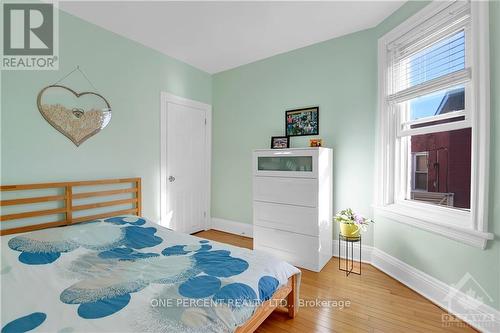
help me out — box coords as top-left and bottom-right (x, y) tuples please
(160, 93), (211, 234)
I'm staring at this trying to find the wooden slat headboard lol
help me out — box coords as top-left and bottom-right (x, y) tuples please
(0, 178), (142, 236)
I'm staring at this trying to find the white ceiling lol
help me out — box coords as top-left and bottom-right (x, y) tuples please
(60, 1), (404, 74)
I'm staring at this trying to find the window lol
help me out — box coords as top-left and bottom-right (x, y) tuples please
(376, 1), (492, 248)
(412, 152), (428, 191)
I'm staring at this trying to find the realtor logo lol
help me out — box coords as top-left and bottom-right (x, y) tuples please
(1, 2), (59, 70)
(441, 272), (495, 329)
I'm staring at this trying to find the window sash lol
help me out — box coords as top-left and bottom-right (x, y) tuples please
(396, 107), (470, 138)
(394, 70), (471, 138)
(401, 109), (465, 128)
(398, 114), (469, 137)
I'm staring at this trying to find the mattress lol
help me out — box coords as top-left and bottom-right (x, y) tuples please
(0, 216), (300, 333)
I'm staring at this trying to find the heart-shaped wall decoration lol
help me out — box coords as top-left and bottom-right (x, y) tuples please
(36, 85), (112, 146)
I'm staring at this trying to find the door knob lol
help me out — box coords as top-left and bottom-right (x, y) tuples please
(168, 176), (176, 182)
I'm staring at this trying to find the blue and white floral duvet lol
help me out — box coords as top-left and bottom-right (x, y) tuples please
(0, 216), (300, 333)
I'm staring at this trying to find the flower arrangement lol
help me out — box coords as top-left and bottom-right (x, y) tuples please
(334, 208), (374, 237)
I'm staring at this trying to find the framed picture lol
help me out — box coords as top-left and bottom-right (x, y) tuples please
(285, 106), (319, 137)
(271, 136), (289, 149)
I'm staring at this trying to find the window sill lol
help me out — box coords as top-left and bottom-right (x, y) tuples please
(373, 204), (493, 249)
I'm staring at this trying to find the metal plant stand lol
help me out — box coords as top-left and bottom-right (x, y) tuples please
(338, 234), (361, 276)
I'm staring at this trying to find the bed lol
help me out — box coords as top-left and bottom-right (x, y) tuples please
(0, 178), (300, 333)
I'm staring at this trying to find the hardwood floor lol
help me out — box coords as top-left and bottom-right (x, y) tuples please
(194, 230), (476, 333)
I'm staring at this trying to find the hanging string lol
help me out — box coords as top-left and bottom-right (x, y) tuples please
(77, 66), (99, 92)
(52, 65), (99, 92)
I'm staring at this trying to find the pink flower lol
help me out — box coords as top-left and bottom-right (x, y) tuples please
(354, 214), (364, 224)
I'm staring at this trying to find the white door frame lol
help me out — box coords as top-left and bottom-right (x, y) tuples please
(160, 91), (212, 231)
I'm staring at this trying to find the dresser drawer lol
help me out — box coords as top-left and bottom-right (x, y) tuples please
(253, 176), (317, 207)
(254, 201), (318, 236)
(253, 225), (319, 260)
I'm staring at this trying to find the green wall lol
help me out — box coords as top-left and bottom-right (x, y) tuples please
(212, 28), (378, 245)
(212, 1), (499, 310)
(0, 10), (212, 222)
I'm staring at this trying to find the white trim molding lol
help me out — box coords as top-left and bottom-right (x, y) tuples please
(371, 248), (500, 333)
(211, 217), (253, 237)
(375, 0), (492, 249)
(374, 204), (493, 248)
(335, 239), (499, 332)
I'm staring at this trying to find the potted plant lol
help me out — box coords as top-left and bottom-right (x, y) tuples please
(334, 208), (374, 238)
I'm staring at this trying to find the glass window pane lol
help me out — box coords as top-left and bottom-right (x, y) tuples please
(258, 156), (313, 172)
(414, 173), (428, 191)
(406, 85), (465, 122)
(415, 154), (428, 172)
(398, 30), (465, 90)
(408, 128), (471, 209)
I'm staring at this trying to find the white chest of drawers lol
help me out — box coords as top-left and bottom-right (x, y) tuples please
(253, 148), (332, 272)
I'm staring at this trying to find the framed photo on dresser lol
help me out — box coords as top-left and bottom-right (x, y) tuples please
(271, 136), (289, 149)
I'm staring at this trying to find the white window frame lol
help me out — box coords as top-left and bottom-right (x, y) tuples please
(374, 1), (492, 249)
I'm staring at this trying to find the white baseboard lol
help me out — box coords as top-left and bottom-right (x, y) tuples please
(209, 217), (499, 332)
(371, 248), (500, 333)
(210, 217), (253, 237)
